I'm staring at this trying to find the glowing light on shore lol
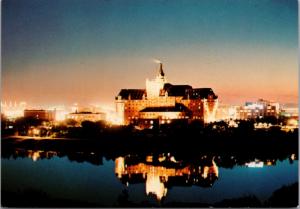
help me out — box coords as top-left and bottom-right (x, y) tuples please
(204, 99), (218, 123)
(1, 101), (27, 119)
(105, 110), (123, 125)
(287, 118), (298, 126)
(32, 128), (40, 136)
(55, 110), (69, 121)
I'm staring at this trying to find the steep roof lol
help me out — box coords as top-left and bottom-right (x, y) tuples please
(163, 83), (192, 97)
(116, 85), (217, 100)
(190, 88), (218, 99)
(116, 89), (146, 100)
(162, 84), (217, 99)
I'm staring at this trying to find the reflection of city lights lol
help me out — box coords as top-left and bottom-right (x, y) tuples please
(265, 160), (274, 166)
(115, 157), (125, 178)
(115, 156), (219, 201)
(146, 156), (153, 162)
(146, 167), (167, 200)
(291, 154), (296, 161)
(32, 151), (40, 162)
(158, 156), (166, 162)
(202, 160), (218, 179)
(202, 166), (209, 179)
(245, 161), (264, 168)
(212, 160), (219, 177)
(28, 150), (41, 162)
(170, 156), (177, 163)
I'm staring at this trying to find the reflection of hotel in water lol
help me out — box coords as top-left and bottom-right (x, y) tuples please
(4, 148), (298, 202)
(115, 63), (218, 126)
(115, 154), (219, 201)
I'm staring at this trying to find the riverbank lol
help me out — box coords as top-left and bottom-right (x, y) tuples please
(2, 127), (298, 163)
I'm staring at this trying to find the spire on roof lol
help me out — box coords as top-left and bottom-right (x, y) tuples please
(158, 63), (164, 77)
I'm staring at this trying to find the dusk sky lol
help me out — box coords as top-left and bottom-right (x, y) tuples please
(2, 0), (298, 107)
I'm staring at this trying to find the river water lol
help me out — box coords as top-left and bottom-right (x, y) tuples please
(1, 149), (298, 206)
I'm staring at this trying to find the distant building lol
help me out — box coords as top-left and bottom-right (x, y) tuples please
(66, 111), (106, 123)
(24, 109), (56, 121)
(238, 99), (280, 120)
(279, 106), (298, 132)
(215, 104), (239, 121)
(115, 63), (218, 126)
(1, 101), (27, 120)
(280, 107), (298, 118)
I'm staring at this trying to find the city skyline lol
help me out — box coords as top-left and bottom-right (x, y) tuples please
(2, 0), (298, 107)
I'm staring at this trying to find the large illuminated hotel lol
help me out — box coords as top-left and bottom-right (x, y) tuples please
(115, 63), (218, 126)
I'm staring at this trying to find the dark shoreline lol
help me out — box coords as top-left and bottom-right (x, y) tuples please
(2, 127), (298, 167)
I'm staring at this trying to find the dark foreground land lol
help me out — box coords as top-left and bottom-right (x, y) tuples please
(2, 182), (298, 207)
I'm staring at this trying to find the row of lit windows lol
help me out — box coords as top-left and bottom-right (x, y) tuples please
(128, 116), (139, 120)
(137, 113), (191, 119)
(240, 109), (275, 113)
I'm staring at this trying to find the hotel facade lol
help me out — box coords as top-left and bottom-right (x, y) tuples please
(115, 63), (218, 126)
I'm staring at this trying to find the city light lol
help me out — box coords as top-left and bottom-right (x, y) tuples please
(1, 101), (27, 119)
(287, 119), (298, 126)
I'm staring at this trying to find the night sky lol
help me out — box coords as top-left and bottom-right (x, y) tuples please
(2, 0), (298, 107)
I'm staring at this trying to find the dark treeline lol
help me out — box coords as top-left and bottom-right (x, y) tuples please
(2, 118), (298, 159)
(1, 137), (297, 169)
(1, 114), (297, 139)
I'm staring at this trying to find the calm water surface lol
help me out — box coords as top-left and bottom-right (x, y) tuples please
(2, 150), (298, 206)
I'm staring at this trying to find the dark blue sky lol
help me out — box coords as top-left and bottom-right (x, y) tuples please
(2, 0), (298, 106)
